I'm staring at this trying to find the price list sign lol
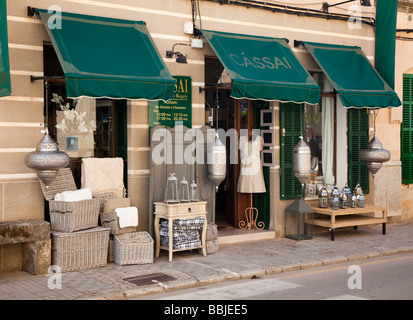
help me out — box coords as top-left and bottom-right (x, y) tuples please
(149, 76), (192, 128)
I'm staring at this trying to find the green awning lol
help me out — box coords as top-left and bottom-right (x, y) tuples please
(303, 41), (401, 109)
(0, 0), (11, 97)
(37, 9), (175, 100)
(201, 29), (320, 104)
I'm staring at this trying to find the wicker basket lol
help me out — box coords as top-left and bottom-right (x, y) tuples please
(108, 235), (114, 262)
(40, 168), (101, 232)
(100, 211), (138, 235)
(114, 231), (154, 265)
(51, 227), (110, 272)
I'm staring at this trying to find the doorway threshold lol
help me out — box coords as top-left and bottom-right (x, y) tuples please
(217, 228), (275, 245)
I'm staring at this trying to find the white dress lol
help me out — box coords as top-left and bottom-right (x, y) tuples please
(237, 134), (266, 193)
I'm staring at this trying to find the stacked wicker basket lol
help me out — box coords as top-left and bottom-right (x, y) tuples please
(199, 222), (219, 255)
(40, 168), (110, 272)
(100, 197), (153, 265)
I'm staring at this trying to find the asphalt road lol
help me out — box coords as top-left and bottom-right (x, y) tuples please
(136, 252), (413, 300)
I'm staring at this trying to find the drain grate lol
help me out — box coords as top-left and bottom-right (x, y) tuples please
(123, 273), (176, 286)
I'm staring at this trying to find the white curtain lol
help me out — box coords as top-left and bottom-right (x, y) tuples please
(322, 79), (335, 188)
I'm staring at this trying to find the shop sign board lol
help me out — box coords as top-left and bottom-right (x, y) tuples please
(149, 76), (192, 128)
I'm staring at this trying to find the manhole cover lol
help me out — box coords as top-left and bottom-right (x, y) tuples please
(123, 273), (176, 286)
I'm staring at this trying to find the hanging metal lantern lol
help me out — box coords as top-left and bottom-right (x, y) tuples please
(359, 134), (391, 177)
(207, 132), (226, 191)
(294, 137), (311, 188)
(25, 81), (69, 187)
(25, 132), (70, 187)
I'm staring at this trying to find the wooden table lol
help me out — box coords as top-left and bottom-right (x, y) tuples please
(310, 204), (387, 241)
(154, 201), (207, 261)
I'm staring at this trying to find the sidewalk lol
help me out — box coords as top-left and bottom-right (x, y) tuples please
(0, 221), (412, 300)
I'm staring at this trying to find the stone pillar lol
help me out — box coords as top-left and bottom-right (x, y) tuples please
(22, 240), (51, 275)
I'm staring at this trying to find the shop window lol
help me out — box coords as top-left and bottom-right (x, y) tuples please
(280, 73), (368, 199)
(401, 73), (413, 184)
(303, 73), (336, 197)
(43, 43), (127, 189)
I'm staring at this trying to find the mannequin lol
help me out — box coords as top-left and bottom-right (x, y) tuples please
(237, 130), (265, 230)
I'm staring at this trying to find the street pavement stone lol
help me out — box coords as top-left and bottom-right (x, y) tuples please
(0, 221), (412, 300)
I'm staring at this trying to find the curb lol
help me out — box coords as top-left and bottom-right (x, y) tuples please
(91, 247), (413, 300)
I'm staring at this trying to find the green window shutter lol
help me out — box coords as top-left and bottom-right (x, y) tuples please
(114, 100), (128, 189)
(401, 74), (413, 184)
(348, 108), (369, 193)
(280, 103), (303, 199)
(114, 100), (127, 159)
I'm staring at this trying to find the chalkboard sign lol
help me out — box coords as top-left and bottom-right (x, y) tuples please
(149, 76), (192, 128)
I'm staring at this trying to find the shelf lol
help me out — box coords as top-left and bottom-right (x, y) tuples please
(311, 215), (386, 229)
(159, 245), (202, 252)
(311, 204), (386, 216)
(307, 203), (387, 241)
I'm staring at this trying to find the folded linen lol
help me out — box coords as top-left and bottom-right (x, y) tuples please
(115, 206), (138, 229)
(54, 187), (92, 202)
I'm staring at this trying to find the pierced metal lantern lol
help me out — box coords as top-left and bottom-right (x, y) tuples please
(331, 195), (339, 210)
(190, 180), (199, 202)
(294, 137), (311, 189)
(25, 132), (69, 187)
(350, 192), (358, 208)
(358, 193), (365, 208)
(331, 185), (340, 197)
(318, 185), (329, 208)
(331, 185), (340, 206)
(179, 177), (190, 202)
(207, 132), (226, 191)
(354, 183), (363, 196)
(359, 134), (391, 177)
(285, 197), (314, 240)
(342, 183), (352, 206)
(340, 193), (348, 209)
(165, 173), (179, 203)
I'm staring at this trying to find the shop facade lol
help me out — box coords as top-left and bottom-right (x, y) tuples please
(0, 0), (406, 272)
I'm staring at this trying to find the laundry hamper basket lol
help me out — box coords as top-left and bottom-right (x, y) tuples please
(100, 197), (138, 235)
(114, 231), (154, 265)
(40, 168), (101, 232)
(51, 227), (110, 272)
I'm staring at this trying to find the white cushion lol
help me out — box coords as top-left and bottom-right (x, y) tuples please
(54, 187), (93, 202)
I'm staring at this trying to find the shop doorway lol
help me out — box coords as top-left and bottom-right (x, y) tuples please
(205, 57), (270, 229)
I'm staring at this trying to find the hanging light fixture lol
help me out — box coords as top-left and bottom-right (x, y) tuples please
(25, 81), (69, 187)
(207, 132), (226, 191)
(294, 136), (311, 194)
(207, 89), (226, 191)
(358, 110), (391, 177)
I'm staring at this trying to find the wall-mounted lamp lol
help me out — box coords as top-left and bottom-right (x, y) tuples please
(166, 43), (189, 64)
(321, 0), (371, 13)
